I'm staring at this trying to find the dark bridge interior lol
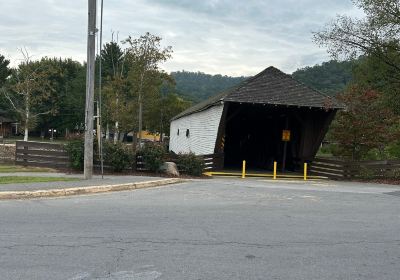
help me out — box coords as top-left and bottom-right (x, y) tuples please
(223, 103), (315, 171)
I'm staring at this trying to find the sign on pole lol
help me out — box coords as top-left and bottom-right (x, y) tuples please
(282, 130), (291, 142)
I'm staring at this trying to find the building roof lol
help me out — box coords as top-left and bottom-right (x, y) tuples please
(172, 66), (343, 121)
(0, 116), (15, 123)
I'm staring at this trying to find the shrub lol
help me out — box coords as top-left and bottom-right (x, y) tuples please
(65, 139), (84, 171)
(176, 152), (205, 176)
(103, 141), (134, 172)
(138, 142), (166, 172)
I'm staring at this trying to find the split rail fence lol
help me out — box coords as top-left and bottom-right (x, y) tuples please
(15, 141), (69, 169)
(309, 157), (400, 180)
(15, 141), (224, 172)
(16, 141), (398, 180)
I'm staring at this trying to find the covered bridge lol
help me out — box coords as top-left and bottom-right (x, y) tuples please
(169, 66), (342, 171)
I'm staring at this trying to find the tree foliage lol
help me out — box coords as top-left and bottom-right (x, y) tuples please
(0, 54), (11, 88)
(123, 32), (173, 142)
(292, 60), (354, 95)
(3, 53), (58, 140)
(329, 86), (400, 160)
(313, 0), (400, 81)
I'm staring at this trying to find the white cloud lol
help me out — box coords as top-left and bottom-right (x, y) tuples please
(0, 0), (362, 75)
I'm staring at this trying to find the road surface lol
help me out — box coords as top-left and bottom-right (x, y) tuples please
(1, 178), (399, 279)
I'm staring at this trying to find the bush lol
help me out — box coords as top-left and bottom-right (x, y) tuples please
(103, 141), (134, 172)
(176, 153), (205, 176)
(138, 142), (166, 172)
(65, 139), (84, 171)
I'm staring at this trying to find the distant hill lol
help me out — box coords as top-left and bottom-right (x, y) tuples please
(171, 71), (247, 102)
(292, 60), (354, 95)
(171, 61), (354, 103)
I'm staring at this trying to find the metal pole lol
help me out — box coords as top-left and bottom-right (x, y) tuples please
(242, 160), (246, 179)
(282, 116), (289, 173)
(98, 0), (104, 178)
(84, 0), (97, 179)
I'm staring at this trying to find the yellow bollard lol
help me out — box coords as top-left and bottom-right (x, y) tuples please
(242, 160), (246, 179)
(304, 162), (308, 181)
(273, 161), (277, 180)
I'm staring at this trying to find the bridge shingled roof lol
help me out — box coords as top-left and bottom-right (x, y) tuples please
(172, 66), (343, 121)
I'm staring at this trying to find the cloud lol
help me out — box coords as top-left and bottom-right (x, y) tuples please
(0, 0), (362, 76)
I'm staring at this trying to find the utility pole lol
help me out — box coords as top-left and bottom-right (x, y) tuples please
(84, 0), (96, 179)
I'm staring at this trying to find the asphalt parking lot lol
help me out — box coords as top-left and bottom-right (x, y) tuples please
(1, 178), (399, 280)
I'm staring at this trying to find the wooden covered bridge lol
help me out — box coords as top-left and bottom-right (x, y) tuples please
(169, 66), (343, 172)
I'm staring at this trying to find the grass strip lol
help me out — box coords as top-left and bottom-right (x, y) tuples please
(0, 176), (78, 184)
(0, 165), (56, 173)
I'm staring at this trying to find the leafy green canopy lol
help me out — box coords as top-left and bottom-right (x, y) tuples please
(0, 54), (11, 87)
(313, 0), (400, 97)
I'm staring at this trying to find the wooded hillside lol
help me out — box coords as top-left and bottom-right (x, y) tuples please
(292, 60), (354, 95)
(172, 71), (247, 102)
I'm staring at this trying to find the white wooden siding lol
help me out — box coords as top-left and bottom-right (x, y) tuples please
(169, 104), (224, 155)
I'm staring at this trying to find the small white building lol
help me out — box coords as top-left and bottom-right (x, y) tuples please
(169, 66), (342, 171)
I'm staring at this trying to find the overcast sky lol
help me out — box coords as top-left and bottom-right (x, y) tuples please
(0, 0), (364, 76)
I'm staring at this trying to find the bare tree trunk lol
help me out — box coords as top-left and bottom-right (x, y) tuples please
(24, 126), (28, 141)
(105, 123), (109, 140)
(24, 95), (30, 141)
(114, 121), (119, 143)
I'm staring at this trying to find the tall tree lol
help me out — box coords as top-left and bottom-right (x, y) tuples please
(329, 86), (399, 160)
(2, 51), (56, 140)
(100, 40), (128, 142)
(101, 41), (126, 79)
(313, 0), (400, 80)
(123, 32), (172, 146)
(0, 54), (11, 87)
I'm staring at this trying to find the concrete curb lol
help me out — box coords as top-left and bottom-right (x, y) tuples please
(0, 178), (185, 200)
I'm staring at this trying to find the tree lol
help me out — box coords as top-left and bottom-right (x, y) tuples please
(100, 41), (126, 80)
(313, 0), (400, 81)
(2, 51), (56, 141)
(145, 78), (191, 138)
(329, 86), (399, 160)
(123, 32), (173, 145)
(0, 54), (11, 87)
(100, 40), (129, 142)
(102, 75), (132, 142)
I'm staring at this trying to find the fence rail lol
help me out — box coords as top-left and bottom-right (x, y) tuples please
(15, 141), (69, 169)
(310, 157), (400, 180)
(202, 153), (224, 171)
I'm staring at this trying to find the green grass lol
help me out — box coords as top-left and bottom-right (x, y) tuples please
(0, 176), (79, 184)
(0, 164), (57, 173)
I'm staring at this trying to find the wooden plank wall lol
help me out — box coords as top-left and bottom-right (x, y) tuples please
(15, 141), (69, 169)
(202, 153), (224, 171)
(309, 157), (347, 179)
(310, 157), (400, 180)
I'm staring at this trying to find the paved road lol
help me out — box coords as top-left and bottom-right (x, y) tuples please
(1, 178), (400, 280)
(0, 173), (160, 191)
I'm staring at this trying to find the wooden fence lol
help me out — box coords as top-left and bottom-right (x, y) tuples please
(202, 153), (224, 171)
(15, 141), (69, 169)
(310, 157), (400, 180)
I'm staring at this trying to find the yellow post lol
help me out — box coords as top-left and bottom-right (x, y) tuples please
(304, 162), (308, 181)
(242, 160), (246, 179)
(273, 161), (277, 180)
